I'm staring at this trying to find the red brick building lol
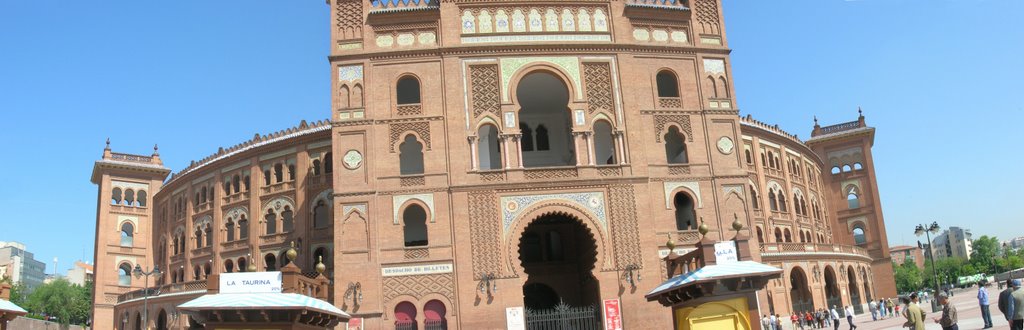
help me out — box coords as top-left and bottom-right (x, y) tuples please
(890, 245), (925, 269)
(91, 1), (897, 329)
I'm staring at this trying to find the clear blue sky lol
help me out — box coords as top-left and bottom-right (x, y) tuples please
(1, 1), (1021, 275)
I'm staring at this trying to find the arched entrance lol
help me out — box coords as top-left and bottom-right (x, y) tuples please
(789, 267), (814, 314)
(516, 71), (575, 168)
(862, 269), (873, 303)
(156, 309), (167, 330)
(517, 212), (601, 327)
(824, 266), (841, 310)
(847, 267), (863, 314)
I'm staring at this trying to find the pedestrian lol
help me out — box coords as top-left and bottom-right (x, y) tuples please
(792, 312), (799, 330)
(776, 314), (783, 330)
(888, 298), (895, 316)
(829, 305), (841, 330)
(824, 308), (832, 328)
(805, 311), (813, 329)
(933, 292), (958, 330)
(845, 305), (857, 330)
(902, 295), (925, 330)
(769, 313), (778, 330)
(868, 299), (878, 321)
(1011, 279), (1024, 330)
(879, 299), (886, 319)
(762, 314), (771, 330)
(1000, 279), (1016, 327)
(979, 280), (993, 329)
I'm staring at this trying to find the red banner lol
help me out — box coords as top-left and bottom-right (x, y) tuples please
(604, 299), (623, 330)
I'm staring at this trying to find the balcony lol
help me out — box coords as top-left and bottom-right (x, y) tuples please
(259, 232), (290, 246)
(658, 97), (682, 109)
(222, 191), (250, 205)
(260, 181), (295, 195)
(117, 279), (207, 303)
(220, 240), (248, 253)
(759, 243), (871, 261)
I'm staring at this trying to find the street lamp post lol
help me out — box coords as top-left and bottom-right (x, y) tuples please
(914, 221), (941, 312)
(133, 264), (162, 330)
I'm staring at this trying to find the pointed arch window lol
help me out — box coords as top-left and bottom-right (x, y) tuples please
(593, 120), (616, 165)
(399, 135), (425, 175)
(853, 227), (867, 245)
(265, 209), (277, 235)
(111, 188), (122, 205)
(137, 191), (147, 207)
(324, 152), (334, 174)
(313, 200), (329, 229)
(125, 189), (136, 206)
(778, 192), (788, 212)
(750, 186), (760, 210)
(664, 126), (688, 164)
(225, 219), (235, 242)
(847, 186), (860, 209)
(120, 222), (134, 247)
(520, 123), (534, 152)
(204, 225), (213, 247)
(238, 215), (249, 240)
(118, 263), (132, 286)
(673, 192), (697, 231)
(403, 205), (428, 247)
(535, 125), (550, 151)
(282, 206), (294, 232)
(478, 124), (502, 170)
(768, 190), (778, 211)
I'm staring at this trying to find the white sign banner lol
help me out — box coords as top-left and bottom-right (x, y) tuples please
(714, 241), (738, 264)
(219, 271), (282, 294)
(506, 306), (526, 330)
(381, 263), (454, 277)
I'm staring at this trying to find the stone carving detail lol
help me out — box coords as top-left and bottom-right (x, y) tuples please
(335, 0), (363, 41)
(389, 122), (431, 152)
(654, 114), (693, 143)
(658, 97), (682, 109)
(468, 192), (503, 278)
(396, 104), (422, 116)
(382, 273), (455, 306)
(400, 176), (425, 187)
(523, 168), (578, 180)
(470, 65), (501, 118)
(583, 63), (613, 115)
(404, 248), (429, 259)
(460, 7), (608, 36)
(598, 167), (621, 177)
(693, 0), (721, 35)
(608, 185), (642, 269)
(501, 57), (582, 101)
(668, 165), (691, 176)
(500, 192), (607, 233)
(480, 171), (505, 182)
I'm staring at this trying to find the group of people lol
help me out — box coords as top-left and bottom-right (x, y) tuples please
(759, 305), (857, 330)
(900, 291), (958, 330)
(998, 279), (1024, 330)
(868, 298), (900, 320)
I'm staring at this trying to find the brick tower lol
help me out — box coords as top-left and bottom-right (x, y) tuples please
(89, 141), (170, 330)
(807, 110), (897, 299)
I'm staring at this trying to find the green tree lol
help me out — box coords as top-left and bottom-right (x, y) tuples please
(970, 235), (1000, 274)
(894, 260), (923, 293)
(23, 279), (91, 325)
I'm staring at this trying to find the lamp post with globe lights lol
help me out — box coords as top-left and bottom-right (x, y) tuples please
(133, 264), (162, 330)
(914, 221), (941, 312)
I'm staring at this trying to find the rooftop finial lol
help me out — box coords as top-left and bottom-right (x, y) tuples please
(813, 116), (818, 125)
(858, 106), (863, 116)
(105, 138), (111, 150)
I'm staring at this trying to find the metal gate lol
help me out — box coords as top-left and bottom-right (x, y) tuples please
(526, 302), (600, 330)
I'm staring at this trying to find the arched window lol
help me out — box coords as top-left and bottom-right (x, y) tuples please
(200, 187), (207, 204)
(312, 159), (322, 176)
(243, 175), (250, 191)
(120, 223), (134, 247)
(233, 175), (241, 193)
(593, 120), (616, 165)
(831, 166), (841, 174)
(274, 163), (284, 183)
(520, 123), (534, 152)
(424, 300), (448, 329)
(774, 228), (783, 242)
(195, 228), (203, 248)
(778, 192), (788, 212)
(324, 152), (333, 174)
(238, 215), (249, 240)
(394, 301), (418, 329)
(749, 186), (760, 210)
(204, 263), (211, 278)
(204, 225), (212, 247)
(282, 206), (294, 232)
(124, 189), (136, 206)
(399, 135), (425, 175)
(263, 169), (272, 186)
(664, 126), (688, 164)
(313, 200), (329, 229)
(756, 227), (764, 244)
(793, 194), (801, 215)
(118, 263), (132, 286)
(224, 181), (232, 195)
(137, 191), (147, 207)
(264, 253), (277, 271)
(225, 220), (235, 242)
(847, 186), (860, 209)
(853, 162), (863, 171)
(673, 192), (697, 231)
(403, 204), (428, 247)
(842, 164), (852, 172)
(784, 228), (792, 242)
(224, 259), (234, 273)
(397, 76), (421, 105)
(535, 125), (550, 151)
(288, 164), (296, 181)
(853, 227), (866, 245)
(265, 210), (277, 235)
(744, 149), (752, 164)
(237, 258), (247, 273)
(656, 70), (680, 98)
(478, 124), (502, 170)
(768, 190), (778, 211)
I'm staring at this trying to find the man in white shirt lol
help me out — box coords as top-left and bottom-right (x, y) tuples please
(761, 314), (771, 330)
(830, 305), (841, 330)
(869, 300), (878, 321)
(769, 313), (778, 330)
(845, 305), (858, 329)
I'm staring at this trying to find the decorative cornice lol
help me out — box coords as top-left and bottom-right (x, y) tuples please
(329, 43), (731, 62)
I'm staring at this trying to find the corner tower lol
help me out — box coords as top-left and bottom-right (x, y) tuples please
(89, 141), (170, 330)
(807, 110), (897, 299)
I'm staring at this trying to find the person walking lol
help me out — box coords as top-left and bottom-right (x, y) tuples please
(1011, 279), (1024, 330)
(868, 299), (878, 321)
(829, 306), (841, 330)
(844, 305), (857, 330)
(792, 312), (800, 330)
(769, 313), (778, 330)
(776, 314), (783, 330)
(805, 311), (813, 329)
(761, 314), (771, 330)
(933, 292), (958, 330)
(979, 280), (993, 328)
(903, 295), (925, 330)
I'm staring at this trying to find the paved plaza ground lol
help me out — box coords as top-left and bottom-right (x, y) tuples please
(788, 286), (1014, 330)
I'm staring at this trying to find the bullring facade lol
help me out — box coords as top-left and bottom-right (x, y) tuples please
(90, 0), (896, 329)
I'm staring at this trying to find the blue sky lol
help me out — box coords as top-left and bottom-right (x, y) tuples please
(0, 1), (1020, 275)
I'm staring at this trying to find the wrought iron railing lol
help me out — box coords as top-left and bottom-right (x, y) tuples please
(526, 302), (599, 330)
(819, 120), (861, 135)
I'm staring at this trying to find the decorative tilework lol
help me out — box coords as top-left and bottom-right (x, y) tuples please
(703, 59), (726, 75)
(338, 65), (363, 82)
(663, 181), (702, 209)
(417, 32), (436, 45)
(722, 184), (744, 197)
(393, 193), (435, 224)
(500, 57), (583, 102)
(461, 34), (611, 45)
(633, 28), (650, 41)
(376, 35), (394, 47)
(396, 33), (415, 46)
(342, 203), (367, 217)
(500, 192), (607, 234)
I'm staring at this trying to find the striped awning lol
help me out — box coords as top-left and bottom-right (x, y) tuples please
(178, 293), (349, 318)
(647, 261), (782, 298)
(0, 299), (27, 314)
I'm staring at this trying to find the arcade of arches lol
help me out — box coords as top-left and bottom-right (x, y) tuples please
(765, 262), (877, 316)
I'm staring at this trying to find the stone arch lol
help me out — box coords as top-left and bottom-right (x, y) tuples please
(397, 198), (433, 225)
(338, 84), (351, 108)
(506, 63), (579, 103)
(261, 196), (296, 216)
(590, 113), (615, 128)
(475, 115), (501, 131)
(311, 189), (334, 228)
(340, 210), (369, 252)
(504, 203), (610, 276)
(420, 292), (457, 316)
(385, 294), (421, 321)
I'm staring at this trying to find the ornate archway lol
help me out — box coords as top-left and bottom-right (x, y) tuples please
(517, 212), (600, 309)
(847, 266), (863, 314)
(824, 266), (841, 310)
(789, 267), (814, 314)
